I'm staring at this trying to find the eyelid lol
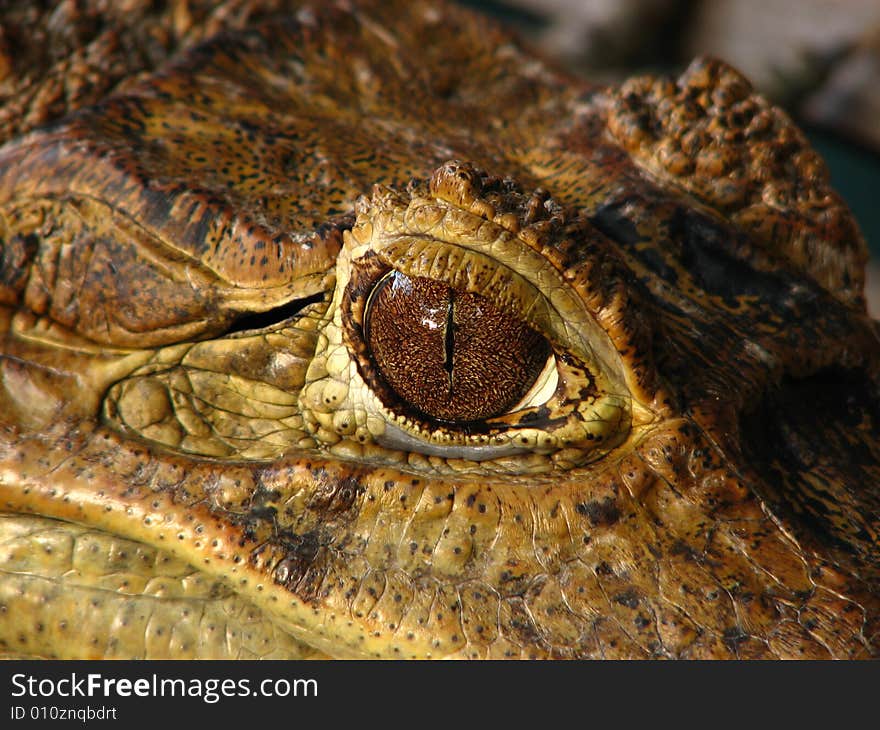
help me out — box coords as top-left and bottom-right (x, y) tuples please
(376, 422), (530, 460)
(505, 353), (558, 413)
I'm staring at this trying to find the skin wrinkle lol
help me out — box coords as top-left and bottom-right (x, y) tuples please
(0, 566), (226, 602)
(348, 487), (387, 584)
(644, 564), (671, 657)
(70, 194), (200, 280)
(393, 481), (430, 563)
(188, 376), (296, 414)
(0, 515), (320, 659)
(420, 488), (455, 576)
(730, 519), (810, 594)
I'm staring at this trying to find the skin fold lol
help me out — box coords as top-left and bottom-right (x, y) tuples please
(0, 0), (877, 659)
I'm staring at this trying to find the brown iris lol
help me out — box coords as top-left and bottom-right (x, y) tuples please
(364, 271), (551, 423)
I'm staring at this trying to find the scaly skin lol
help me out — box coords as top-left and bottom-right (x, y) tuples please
(0, 0), (878, 659)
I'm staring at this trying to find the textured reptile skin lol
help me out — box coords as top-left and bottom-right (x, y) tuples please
(0, 0), (877, 659)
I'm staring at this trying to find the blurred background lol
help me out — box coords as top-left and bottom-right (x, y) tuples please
(460, 0), (880, 316)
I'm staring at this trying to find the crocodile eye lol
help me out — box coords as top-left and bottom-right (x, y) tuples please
(364, 270), (551, 423)
(301, 169), (636, 471)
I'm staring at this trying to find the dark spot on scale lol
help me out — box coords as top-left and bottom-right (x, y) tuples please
(611, 589), (641, 609)
(722, 626), (749, 652)
(590, 199), (644, 247)
(670, 206), (806, 309)
(576, 497), (621, 526)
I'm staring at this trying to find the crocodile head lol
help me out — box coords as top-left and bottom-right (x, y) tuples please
(0, 0), (878, 659)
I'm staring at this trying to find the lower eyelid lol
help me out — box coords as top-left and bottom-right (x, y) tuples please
(376, 422), (531, 461)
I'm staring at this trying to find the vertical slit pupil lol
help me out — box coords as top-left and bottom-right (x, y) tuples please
(443, 289), (456, 382)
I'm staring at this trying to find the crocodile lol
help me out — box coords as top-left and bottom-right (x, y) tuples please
(0, 0), (877, 659)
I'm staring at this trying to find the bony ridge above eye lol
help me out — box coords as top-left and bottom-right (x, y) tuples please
(298, 161), (646, 473)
